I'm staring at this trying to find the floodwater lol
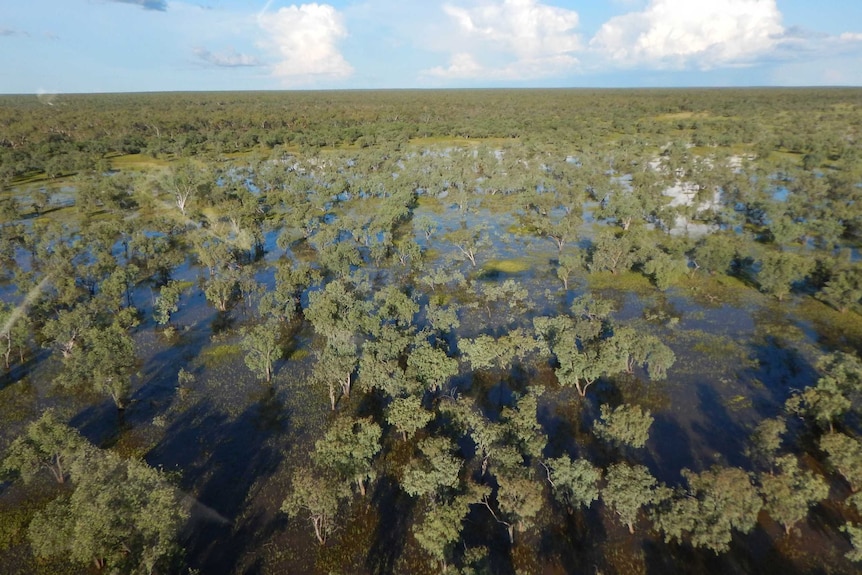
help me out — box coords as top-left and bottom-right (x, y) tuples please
(0, 191), (859, 575)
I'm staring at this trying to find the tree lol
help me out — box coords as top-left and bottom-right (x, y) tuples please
(386, 395), (434, 441)
(28, 451), (188, 574)
(413, 488), (487, 572)
(2, 409), (91, 484)
(691, 232), (740, 275)
(444, 221), (491, 267)
(402, 437), (463, 500)
(643, 251), (688, 290)
(594, 403), (653, 449)
(746, 416), (786, 473)
(55, 320), (138, 410)
(153, 280), (188, 327)
(820, 432), (862, 492)
(759, 454), (829, 535)
(556, 249), (584, 291)
(842, 522), (862, 563)
(282, 467), (348, 545)
(406, 340), (459, 394)
(312, 416), (382, 497)
(819, 265), (862, 313)
(484, 471), (545, 545)
(0, 300), (31, 370)
(239, 319), (283, 383)
(603, 462), (665, 534)
(542, 455), (601, 513)
(656, 466), (761, 553)
(757, 250), (814, 301)
(160, 161), (209, 217)
(786, 351), (862, 433)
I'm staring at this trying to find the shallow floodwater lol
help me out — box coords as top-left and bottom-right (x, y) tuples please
(0, 193), (858, 575)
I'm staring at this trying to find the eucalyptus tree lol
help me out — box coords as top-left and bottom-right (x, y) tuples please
(756, 250), (814, 301)
(0, 300), (32, 370)
(386, 395), (434, 441)
(611, 326), (676, 381)
(2, 409), (92, 485)
(239, 319), (283, 383)
(603, 462), (667, 534)
(594, 403), (653, 449)
(542, 455), (601, 514)
(444, 221), (492, 268)
(518, 188), (582, 252)
(655, 466), (761, 553)
(746, 416), (787, 473)
(157, 160), (211, 217)
(282, 467), (349, 545)
(54, 316), (138, 410)
(28, 450), (188, 574)
(588, 228), (645, 276)
(819, 265), (862, 313)
(819, 432), (862, 493)
(785, 351), (862, 433)
(312, 416), (382, 497)
(153, 279), (188, 328)
(759, 454), (829, 535)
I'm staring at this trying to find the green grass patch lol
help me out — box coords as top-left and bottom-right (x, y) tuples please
(201, 343), (242, 366)
(109, 153), (170, 171)
(587, 270), (653, 293)
(795, 297), (862, 351)
(482, 258), (532, 274)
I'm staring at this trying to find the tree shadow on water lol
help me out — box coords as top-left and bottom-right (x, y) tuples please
(690, 383), (749, 470)
(146, 395), (290, 575)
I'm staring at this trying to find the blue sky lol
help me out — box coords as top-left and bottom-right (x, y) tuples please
(2, 0), (861, 93)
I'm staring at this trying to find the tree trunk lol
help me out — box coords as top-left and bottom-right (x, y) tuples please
(312, 516), (326, 544)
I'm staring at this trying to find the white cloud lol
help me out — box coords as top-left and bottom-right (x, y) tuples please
(194, 47), (259, 67)
(590, 0), (784, 69)
(423, 0), (581, 80)
(840, 32), (862, 42)
(257, 3), (352, 86)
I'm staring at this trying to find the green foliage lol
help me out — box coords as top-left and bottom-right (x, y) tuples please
(842, 522), (862, 562)
(386, 395), (433, 440)
(543, 455), (601, 511)
(643, 251), (688, 290)
(28, 450), (187, 574)
(656, 466), (761, 553)
(406, 340), (458, 393)
(54, 319), (138, 409)
(239, 319), (283, 383)
(759, 454), (829, 534)
(819, 432), (862, 492)
(819, 265), (862, 313)
(746, 417), (786, 471)
(594, 403), (653, 449)
(786, 351), (862, 432)
(603, 462), (665, 534)
(756, 250), (814, 301)
(402, 437), (463, 500)
(312, 416), (382, 497)
(413, 486), (488, 571)
(153, 280), (188, 326)
(282, 468), (349, 545)
(2, 409), (91, 484)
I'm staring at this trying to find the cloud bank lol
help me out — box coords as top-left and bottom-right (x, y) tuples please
(257, 3), (353, 86)
(425, 0), (581, 80)
(590, 0), (785, 69)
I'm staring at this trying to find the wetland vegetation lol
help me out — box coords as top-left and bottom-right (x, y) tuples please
(1, 88), (862, 574)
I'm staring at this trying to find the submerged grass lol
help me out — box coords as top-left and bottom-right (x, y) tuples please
(200, 343), (243, 367)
